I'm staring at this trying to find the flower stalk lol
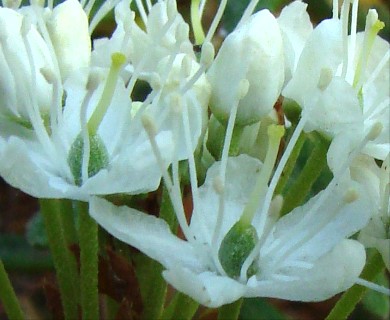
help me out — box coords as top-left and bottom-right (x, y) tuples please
(0, 259), (25, 320)
(40, 199), (79, 320)
(77, 201), (99, 320)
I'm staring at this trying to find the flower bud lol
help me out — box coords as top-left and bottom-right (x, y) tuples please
(207, 9), (284, 126)
(47, 0), (91, 80)
(0, 7), (53, 121)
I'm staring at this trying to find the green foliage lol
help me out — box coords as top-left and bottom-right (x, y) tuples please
(26, 212), (49, 248)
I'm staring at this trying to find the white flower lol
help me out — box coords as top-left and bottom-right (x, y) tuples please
(0, 56), (174, 200)
(0, 6), (53, 127)
(282, 0), (389, 155)
(91, 137), (371, 307)
(92, 0), (194, 73)
(207, 9), (284, 126)
(0, 0), (209, 201)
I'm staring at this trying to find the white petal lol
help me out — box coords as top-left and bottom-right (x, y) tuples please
(283, 19), (342, 107)
(0, 137), (85, 200)
(163, 267), (246, 308)
(190, 155), (261, 245)
(262, 174), (371, 267)
(277, 0), (313, 82)
(90, 197), (207, 271)
(48, 0), (91, 80)
(247, 240), (366, 301)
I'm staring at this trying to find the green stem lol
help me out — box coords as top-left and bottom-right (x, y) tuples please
(40, 199), (79, 320)
(0, 259), (25, 320)
(170, 293), (199, 320)
(218, 298), (243, 320)
(142, 186), (178, 320)
(274, 132), (305, 195)
(59, 200), (78, 245)
(77, 201), (99, 320)
(191, 0), (205, 45)
(325, 251), (385, 320)
(281, 137), (328, 215)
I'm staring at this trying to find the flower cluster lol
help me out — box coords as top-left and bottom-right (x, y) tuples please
(0, 0), (388, 315)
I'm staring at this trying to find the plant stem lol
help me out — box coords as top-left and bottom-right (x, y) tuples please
(274, 132), (305, 195)
(325, 250), (385, 320)
(281, 137), (328, 215)
(59, 199), (78, 245)
(218, 298), (243, 320)
(142, 186), (178, 320)
(0, 259), (25, 320)
(77, 201), (99, 320)
(40, 199), (79, 320)
(170, 293), (199, 320)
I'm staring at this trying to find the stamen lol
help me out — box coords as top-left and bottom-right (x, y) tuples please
(264, 121), (384, 270)
(213, 175), (224, 195)
(363, 50), (389, 92)
(17, 19), (57, 160)
(343, 188), (359, 203)
(179, 43), (214, 94)
(81, 73), (100, 184)
(89, 0), (122, 34)
(135, 0), (148, 26)
(240, 125), (285, 225)
(211, 79), (249, 273)
(40, 67), (62, 137)
(31, 4), (63, 88)
(141, 113), (196, 242)
(48, 0), (53, 10)
(145, 0), (152, 11)
(237, 0), (260, 29)
(346, 0), (359, 83)
(341, 0), (351, 78)
(88, 52), (126, 135)
(356, 278), (390, 296)
(257, 113), (308, 237)
(204, 0), (227, 44)
(84, 0), (97, 16)
(191, 0), (206, 45)
(353, 9), (385, 91)
(333, 0), (339, 19)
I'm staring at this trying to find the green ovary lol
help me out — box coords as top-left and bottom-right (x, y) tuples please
(68, 133), (109, 186)
(218, 221), (259, 279)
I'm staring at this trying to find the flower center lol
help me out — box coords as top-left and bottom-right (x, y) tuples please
(67, 133), (109, 186)
(67, 53), (125, 186)
(217, 125), (285, 279)
(218, 220), (259, 278)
